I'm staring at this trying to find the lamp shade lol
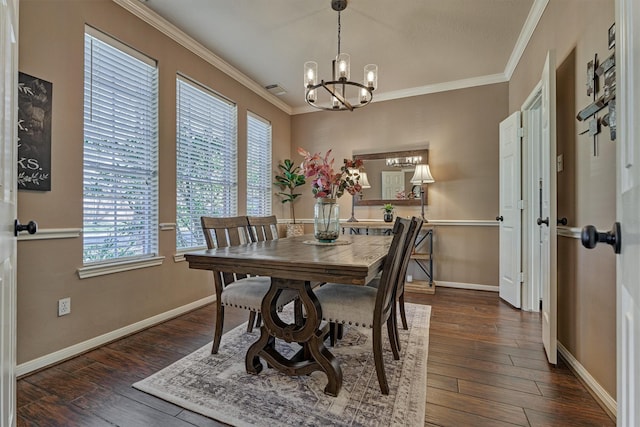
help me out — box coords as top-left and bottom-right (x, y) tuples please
(410, 164), (435, 184)
(359, 172), (371, 189)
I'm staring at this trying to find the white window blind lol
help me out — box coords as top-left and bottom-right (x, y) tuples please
(83, 27), (159, 263)
(176, 75), (238, 250)
(246, 112), (272, 216)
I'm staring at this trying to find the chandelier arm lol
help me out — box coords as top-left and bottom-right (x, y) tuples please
(319, 81), (354, 111)
(305, 80), (373, 111)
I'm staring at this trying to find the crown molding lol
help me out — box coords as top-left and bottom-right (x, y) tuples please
(112, 0), (292, 115)
(114, 0), (547, 117)
(504, 0), (550, 79)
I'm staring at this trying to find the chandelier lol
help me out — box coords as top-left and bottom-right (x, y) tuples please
(303, 0), (378, 111)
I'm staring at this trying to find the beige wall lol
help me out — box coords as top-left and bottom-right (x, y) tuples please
(292, 84), (508, 286)
(509, 0), (616, 397)
(17, 0), (290, 364)
(17, 0), (617, 403)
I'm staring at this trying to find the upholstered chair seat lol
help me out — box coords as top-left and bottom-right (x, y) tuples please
(220, 276), (297, 312)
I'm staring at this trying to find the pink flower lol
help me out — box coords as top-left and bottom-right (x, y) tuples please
(297, 148), (364, 199)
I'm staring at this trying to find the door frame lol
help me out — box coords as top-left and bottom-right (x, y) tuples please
(0, 0), (19, 426)
(521, 82), (543, 312)
(615, 0), (638, 423)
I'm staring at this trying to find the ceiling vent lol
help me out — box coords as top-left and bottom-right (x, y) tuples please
(265, 84), (287, 96)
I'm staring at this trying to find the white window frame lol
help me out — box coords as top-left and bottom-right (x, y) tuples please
(246, 111), (272, 216)
(176, 74), (238, 251)
(79, 26), (162, 277)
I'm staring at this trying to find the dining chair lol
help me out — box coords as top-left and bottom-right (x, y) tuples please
(368, 217), (423, 344)
(247, 215), (279, 242)
(201, 215), (298, 354)
(312, 216), (416, 394)
(246, 215), (280, 329)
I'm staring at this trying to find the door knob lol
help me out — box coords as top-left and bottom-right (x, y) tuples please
(14, 219), (38, 237)
(537, 217), (550, 226)
(581, 222), (621, 254)
(496, 216), (503, 222)
(557, 217), (568, 226)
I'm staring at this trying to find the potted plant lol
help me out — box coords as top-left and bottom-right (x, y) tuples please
(381, 203), (395, 222)
(274, 159), (306, 237)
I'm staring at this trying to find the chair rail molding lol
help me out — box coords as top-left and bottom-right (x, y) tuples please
(17, 228), (82, 241)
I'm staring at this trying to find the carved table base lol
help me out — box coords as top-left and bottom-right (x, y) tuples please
(245, 278), (343, 396)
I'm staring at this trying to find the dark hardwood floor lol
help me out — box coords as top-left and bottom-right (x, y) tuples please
(17, 288), (614, 426)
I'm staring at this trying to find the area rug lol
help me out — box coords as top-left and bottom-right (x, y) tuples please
(133, 303), (431, 427)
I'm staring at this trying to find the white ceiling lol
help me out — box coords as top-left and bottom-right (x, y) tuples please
(122, 0), (540, 114)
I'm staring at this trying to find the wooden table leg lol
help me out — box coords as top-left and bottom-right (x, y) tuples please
(245, 278), (343, 396)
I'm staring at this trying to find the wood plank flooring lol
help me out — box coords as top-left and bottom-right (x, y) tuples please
(16, 288), (615, 426)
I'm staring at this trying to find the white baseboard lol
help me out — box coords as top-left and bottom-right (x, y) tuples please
(436, 280), (499, 292)
(557, 342), (617, 420)
(16, 295), (216, 378)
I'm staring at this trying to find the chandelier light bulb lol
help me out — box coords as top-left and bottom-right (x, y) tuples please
(364, 64), (378, 89)
(304, 61), (318, 87)
(335, 53), (350, 80)
(360, 87), (367, 103)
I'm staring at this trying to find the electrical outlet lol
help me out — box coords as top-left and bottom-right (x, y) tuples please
(58, 297), (71, 316)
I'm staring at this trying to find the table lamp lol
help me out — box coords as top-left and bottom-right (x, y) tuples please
(410, 164), (435, 221)
(348, 170), (371, 222)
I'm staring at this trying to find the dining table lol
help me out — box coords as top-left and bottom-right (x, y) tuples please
(184, 233), (392, 396)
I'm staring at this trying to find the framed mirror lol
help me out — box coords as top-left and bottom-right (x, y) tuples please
(353, 149), (428, 206)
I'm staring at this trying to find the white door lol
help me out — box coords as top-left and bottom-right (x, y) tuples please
(0, 1), (18, 426)
(540, 51), (557, 365)
(381, 171), (404, 199)
(616, 0), (639, 424)
(498, 111), (522, 308)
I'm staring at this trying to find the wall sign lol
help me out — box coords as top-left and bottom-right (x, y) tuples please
(18, 72), (52, 191)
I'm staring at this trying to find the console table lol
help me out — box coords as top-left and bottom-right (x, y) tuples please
(340, 221), (435, 294)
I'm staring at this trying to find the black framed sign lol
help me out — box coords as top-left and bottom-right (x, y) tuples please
(18, 72), (52, 191)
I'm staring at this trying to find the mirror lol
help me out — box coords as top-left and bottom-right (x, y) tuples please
(353, 149), (428, 206)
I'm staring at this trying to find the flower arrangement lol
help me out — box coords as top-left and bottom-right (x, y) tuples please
(297, 147), (364, 199)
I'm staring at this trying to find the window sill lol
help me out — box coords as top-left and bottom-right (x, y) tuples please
(77, 256), (165, 279)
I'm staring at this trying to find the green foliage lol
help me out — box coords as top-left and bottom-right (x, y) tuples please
(381, 203), (394, 213)
(274, 159), (306, 224)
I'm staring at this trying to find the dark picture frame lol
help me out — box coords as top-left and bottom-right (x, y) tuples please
(608, 23), (615, 49)
(18, 72), (52, 191)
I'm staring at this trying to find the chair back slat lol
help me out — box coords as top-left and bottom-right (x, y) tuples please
(374, 217), (415, 325)
(247, 215), (279, 242)
(200, 216), (252, 285)
(396, 217), (424, 299)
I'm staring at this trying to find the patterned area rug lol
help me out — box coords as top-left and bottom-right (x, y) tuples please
(133, 303), (431, 426)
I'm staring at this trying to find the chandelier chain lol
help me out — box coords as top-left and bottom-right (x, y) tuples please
(337, 11), (341, 56)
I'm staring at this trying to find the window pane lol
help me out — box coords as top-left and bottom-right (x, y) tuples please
(176, 76), (238, 250)
(83, 29), (158, 263)
(246, 112), (272, 216)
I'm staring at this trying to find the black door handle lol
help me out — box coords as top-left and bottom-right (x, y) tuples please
(496, 216), (503, 222)
(557, 217), (568, 226)
(581, 223), (621, 254)
(14, 219), (37, 237)
(537, 217), (549, 226)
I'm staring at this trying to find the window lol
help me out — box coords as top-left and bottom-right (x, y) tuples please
(176, 75), (238, 250)
(82, 27), (159, 264)
(246, 112), (272, 216)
